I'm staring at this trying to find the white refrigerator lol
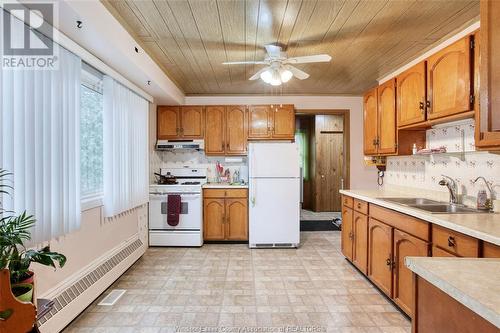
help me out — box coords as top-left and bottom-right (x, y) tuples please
(249, 142), (300, 248)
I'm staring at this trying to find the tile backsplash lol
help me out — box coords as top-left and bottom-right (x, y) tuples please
(385, 119), (500, 203)
(150, 150), (248, 184)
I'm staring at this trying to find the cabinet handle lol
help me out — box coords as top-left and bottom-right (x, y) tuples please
(222, 214), (226, 224)
(226, 143), (229, 149)
(180, 128), (184, 133)
(176, 127), (179, 134)
(386, 258), (392, 270)
(419, 102), (424, 113)
(224, 190), (227, 196)
(357, 203), (362, 209)
(426, 100), (431, 113)
(447, 236), (456, 247)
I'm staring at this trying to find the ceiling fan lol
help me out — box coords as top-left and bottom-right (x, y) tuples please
(222, 45), (332, 86)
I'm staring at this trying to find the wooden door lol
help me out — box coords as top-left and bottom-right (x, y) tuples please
(157, 106), (180, 139)
(180, 106), (204, 138)
(352, 211), (368, 274)
(397, 62), (426, 126)
(248, 105), (272, 139)
(226, 105), (248, 155)
(341, 206), (353, 261)
(477, 1), (500, 148)
(225, 198), (248, 241)
(205, 106), (225, 155)
(427, 37), (472, 120)
(368, 218), (393, 297)
(272, 104), (295, 139)
(393, 229), (429, 316)
(377, 79), (397, 154)
(363, 87), (378, 155)
(203, 198), (225, 240)
(315, 115), (344, 212)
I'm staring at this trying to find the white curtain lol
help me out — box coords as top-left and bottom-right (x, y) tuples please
(0, 46), (82, 245)
(103, 76), (148, 217)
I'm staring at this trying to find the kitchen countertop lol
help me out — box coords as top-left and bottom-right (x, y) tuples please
(405, 257), (500, 328)
(203, 183), (248, 189)
(339, 189), (500, 246)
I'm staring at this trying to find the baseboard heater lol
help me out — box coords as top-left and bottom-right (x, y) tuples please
(38, 238), (144, 332)
(251, 243), (298, 248)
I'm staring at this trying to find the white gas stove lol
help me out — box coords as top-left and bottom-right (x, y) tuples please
(149, 167), (207, 247)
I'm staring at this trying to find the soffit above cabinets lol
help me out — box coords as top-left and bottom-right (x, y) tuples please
(102, 0), (479, 96)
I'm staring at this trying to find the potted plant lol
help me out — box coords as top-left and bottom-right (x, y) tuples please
(0, 168), (67, 302)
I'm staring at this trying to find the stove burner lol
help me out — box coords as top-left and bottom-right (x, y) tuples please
(182, 181), (201, 185)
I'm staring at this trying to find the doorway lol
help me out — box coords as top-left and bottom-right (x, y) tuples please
(296, 110), (349, 222)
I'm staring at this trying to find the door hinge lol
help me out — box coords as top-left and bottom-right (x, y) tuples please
(470, 38), (475, 49)
(470, 94), (475, 105)
(394, 143), (398, 149)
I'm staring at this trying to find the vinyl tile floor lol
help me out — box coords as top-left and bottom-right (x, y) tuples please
(300, 210), (341, 221)
(64, 232), (411, 333)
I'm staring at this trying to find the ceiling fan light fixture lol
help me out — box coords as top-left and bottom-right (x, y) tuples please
(280, 69), (293, 83)
(270, 69), (282, 86)
(260, 70), (272, 84)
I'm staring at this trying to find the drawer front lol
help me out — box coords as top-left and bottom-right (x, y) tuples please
(203, 188), (248, 198)
(432, 225), (479, 257)
(354, 199), (368, 214)
(342, 195), (353, 208)
(483, 242), (500, 258)
(432, 245), (458, 257)
(370, 204), (430, 241)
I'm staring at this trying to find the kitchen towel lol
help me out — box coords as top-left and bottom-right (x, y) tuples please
(167, 195), (181, 226)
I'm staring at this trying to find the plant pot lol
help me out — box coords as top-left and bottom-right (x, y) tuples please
(12, 283), (33, 303)
(19, 270), (34, 285)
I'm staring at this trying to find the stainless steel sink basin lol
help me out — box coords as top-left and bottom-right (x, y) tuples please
(379, 197), (441, 205)
(408, 204), (491, 214)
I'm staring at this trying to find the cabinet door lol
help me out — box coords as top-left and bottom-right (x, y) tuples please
(226, 105), (248, 155)
(272, 104), (295, 139)
(157, 106), (180, 139)
(363, 88), (378, 155)
(352, 211), (368, 274)
(393, 229), (429, 316)
(341, 206), (354, 261)
(427, 37), (472, 120)
(248, 105), (272, 139)
(397, 62), (426, 126)
(377, 79), (397, 154)
(368, 218), (393, 297)
(225, 198), (248, 241)
(477, 1), (500, 148)
(203, 198), (225, 240)
(181, 106), (204, 138)
(205, 106), (226, 155)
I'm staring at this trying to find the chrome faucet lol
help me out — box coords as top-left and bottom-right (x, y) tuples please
(439, 175), (459, 204)
(473, 176), (495, 211)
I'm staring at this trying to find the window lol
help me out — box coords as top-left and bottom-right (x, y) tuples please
(295, 130), (309, 181)
(80, 64), (104, 199)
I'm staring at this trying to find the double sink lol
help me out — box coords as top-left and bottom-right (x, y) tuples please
(379, 197), (492, 214)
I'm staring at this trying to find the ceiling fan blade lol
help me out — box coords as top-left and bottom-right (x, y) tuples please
(287, 65), (310, 80)
(222, 61), (267, 65)
(249, 66), (271, 80)
(265, 44), (282, 58)
(285, 54), (332, 64)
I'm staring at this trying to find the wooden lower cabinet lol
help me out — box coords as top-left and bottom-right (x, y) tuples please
(341, 205), (354, 260)
(393, 230), (429, 316)
(368, 218), (393, 297)
(482, 242), (500, 258)
(413, 276), (498, 333)
(432, 245), (458, 257)
(352, 211), (368, 274)
(203, 189), (248, 241)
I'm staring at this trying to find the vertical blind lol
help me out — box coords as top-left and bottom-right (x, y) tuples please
(0, 46), (82, 244)
(103, 76), (149, 217)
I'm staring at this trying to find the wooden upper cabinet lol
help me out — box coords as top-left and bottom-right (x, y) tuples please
(248, 105), (272, 139)
(341, 206), (354, 261)
(203, 198), (225, 241)
(378, 79), (397, 154)
(397, 62), (427, 127)
(226, 105), (248, 155)
(427, 37), (472, 120)
(272, 104), (295, 139)
(368, 218), (393, 297)
(477, 0), (500, 148)
(205, 106), (226, 155)
(180, 106), (204, 138)
(225, 198), (248, 240)
(392, 229), (429, 316)
(363, 87), (378, 155)
(157, 106), (180, 139)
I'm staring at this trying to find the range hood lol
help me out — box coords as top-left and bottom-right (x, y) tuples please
(155, 139), (204, 151)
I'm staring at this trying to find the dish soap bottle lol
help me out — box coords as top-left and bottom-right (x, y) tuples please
(412, 143), (417, 155)
(477, 190), (488, 210)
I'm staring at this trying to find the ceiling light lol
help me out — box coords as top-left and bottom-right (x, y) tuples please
(260, 70), (272, 84)
(270, 69), (281, 86)
(280, 69), (293, 83)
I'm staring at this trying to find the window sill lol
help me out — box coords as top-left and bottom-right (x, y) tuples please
(81, 195), (103, 211)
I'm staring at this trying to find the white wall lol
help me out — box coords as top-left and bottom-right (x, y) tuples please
(184, 95), (378, 190)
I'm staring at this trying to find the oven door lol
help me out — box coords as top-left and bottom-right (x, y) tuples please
(149, 192), (202, 230)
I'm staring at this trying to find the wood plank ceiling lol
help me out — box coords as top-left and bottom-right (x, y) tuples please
(102, 0), (479, 95)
